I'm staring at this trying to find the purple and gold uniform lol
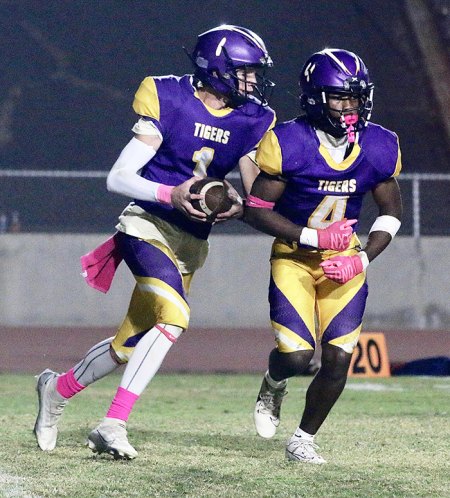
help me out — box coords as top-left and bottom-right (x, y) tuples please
(256, 116), (401, 354)
(132, 74), (275, 240)
(112, 75), (275, 359)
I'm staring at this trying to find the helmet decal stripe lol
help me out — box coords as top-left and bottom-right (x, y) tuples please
(323, 49), (353, 75)
(201, 24), (267, 53)
(215, 37), (227, 57)
(304, 62), (316, 82)
(230, 27), (266, 52)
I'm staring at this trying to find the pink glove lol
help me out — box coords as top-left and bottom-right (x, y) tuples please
(317, 219), (357, 251)
(320, 254), (364, 284)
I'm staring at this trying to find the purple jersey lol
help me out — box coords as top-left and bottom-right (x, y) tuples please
(131, 74), (276, 239)
(256, 116), (402, 233)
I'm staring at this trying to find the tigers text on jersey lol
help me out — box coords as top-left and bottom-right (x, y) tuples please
(256, 116), (402, 233)
(131, 74), (276, 240)
(193, 122), (230, 143)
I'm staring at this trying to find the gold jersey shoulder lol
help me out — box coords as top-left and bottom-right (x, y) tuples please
(255, 130), (283, 176)
(133, 77), (160, 120)
(392, 135), (402, 177)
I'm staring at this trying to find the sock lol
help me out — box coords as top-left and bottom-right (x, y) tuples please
(73, 336), (119, 386)
(266, 370), (287, 389)
(119, 324), (183, 395)
(106, 387), (139, 422)
(293, 428), (315, 441)
(56, 368), (86, 399)
(102, 324), (183, 423)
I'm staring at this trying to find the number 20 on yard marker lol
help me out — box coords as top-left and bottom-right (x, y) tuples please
(348, 332), (391, 377)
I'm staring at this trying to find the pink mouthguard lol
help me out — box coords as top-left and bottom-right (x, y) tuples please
(342, 114), (358, 143)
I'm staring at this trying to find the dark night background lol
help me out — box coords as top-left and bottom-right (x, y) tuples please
(1, 0), (449, 234)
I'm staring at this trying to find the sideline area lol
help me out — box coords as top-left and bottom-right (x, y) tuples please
(1, 326), (448, 375)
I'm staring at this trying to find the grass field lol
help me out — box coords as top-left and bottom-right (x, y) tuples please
(0, 373), (449, 498)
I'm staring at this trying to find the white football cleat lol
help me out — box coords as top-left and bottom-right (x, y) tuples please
(34, 368), (68, 451)
(254, 374), (287, 439)
(87, 418), (138, 460)
(285, 436), (327, 464)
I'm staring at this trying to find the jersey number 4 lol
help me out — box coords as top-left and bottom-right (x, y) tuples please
(308, 195), (349, 229)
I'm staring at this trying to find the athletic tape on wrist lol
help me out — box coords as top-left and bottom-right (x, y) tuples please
(369, 215), (401, 238)
(299, 227), (319, 248)
(358, 251), (370, 270)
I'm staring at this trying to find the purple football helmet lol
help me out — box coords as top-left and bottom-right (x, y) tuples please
(299, 48), (374, 137)
(189, 25), (274, 106)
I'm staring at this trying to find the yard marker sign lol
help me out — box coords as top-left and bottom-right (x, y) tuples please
(349, 332), (391, 377)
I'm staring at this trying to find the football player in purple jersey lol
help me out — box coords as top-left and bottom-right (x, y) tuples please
(245, 48), (403, 464)
(33, 25), (276, 459)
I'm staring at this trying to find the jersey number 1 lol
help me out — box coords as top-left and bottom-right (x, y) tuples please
(192, 147), (215, 177)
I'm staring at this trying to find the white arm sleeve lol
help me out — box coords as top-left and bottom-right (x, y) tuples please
(106, 137), (161, 201)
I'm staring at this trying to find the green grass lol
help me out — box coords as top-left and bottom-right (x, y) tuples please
(0, 374), (449, 498)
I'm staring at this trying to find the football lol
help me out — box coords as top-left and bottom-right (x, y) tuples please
(189, 178), (233, 222)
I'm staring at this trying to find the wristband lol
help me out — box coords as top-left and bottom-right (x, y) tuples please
(299, 227), (318, 248)
(369, 215), (401, 239)
(156, 184), (174, 205)
(357, 251), (370, 270)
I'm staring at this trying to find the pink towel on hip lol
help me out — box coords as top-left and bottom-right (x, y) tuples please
(80, 233), (123, 293)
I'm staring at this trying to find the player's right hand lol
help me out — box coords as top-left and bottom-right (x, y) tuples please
(171, 177), (208, 222)
(214, 180), (243, 222)
(320, 254), (364, 283)
(317, 219), (357, 251)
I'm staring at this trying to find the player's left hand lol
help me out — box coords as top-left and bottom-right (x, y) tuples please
(214, 180), (244, 222)
(320, 254), (364, 284)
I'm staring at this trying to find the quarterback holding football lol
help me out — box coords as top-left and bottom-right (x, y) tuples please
(34, 25), (276, 459)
